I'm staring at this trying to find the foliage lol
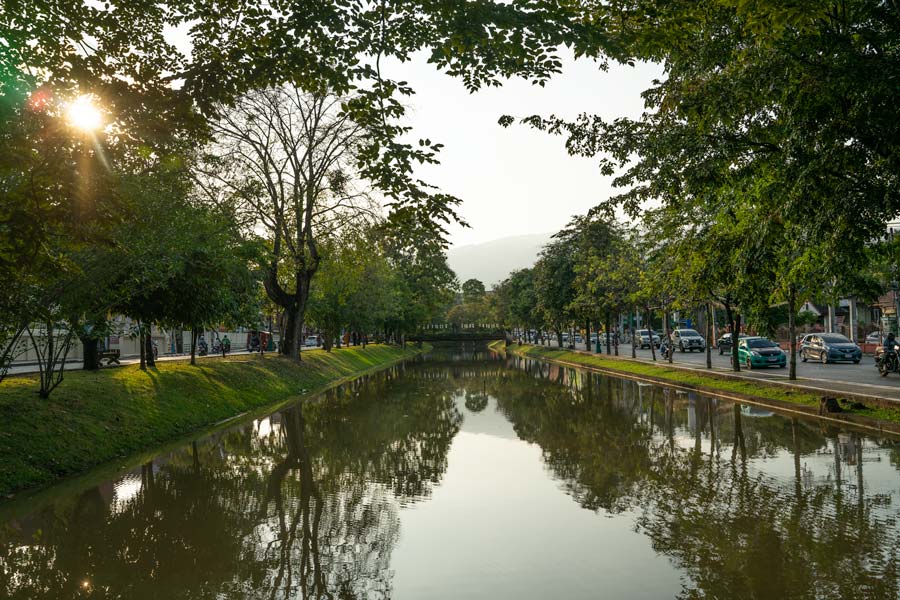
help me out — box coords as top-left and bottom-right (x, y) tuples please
(461, 278), (486, 304)
(307, 235), (394, 348)
(533, 236), (576, 338)
(380, 208), (458, 339)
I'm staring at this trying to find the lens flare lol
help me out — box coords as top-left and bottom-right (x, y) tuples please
(66, 95), (103, 132)
(27, 89), (51, 112)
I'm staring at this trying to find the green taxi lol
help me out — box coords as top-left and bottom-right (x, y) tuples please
(735, 336), (787, 369)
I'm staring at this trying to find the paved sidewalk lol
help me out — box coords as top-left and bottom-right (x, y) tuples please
(5, 346), (320, 377)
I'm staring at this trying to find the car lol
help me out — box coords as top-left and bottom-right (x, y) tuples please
(797, 334), (813, 351)
(865, 331), (883, 345)
(716, 333), (747, 355)
(574, 335), (584, 344)
(736, 337), (787, 369)
(800, 333), (862, 364)
(672, 328), (706, 352)
(303, 336), (319, 348)
(633, 329), (660, 349)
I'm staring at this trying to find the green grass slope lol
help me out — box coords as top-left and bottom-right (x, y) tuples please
(0, 345), (419, 496)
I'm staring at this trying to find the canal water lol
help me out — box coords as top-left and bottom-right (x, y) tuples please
(1, 346), (899, 599)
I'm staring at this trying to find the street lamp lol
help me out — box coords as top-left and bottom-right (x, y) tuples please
(65, 94), (103, 133)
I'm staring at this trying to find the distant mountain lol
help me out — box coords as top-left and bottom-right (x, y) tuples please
(448, 233), (552, 287)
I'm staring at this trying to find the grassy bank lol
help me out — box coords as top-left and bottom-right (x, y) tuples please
(494, 342), (900, 430)
(0, 345), (421, 497)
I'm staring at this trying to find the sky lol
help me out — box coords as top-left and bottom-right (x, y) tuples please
(385, 52), (663, 248)
(163, 23), (662, 250)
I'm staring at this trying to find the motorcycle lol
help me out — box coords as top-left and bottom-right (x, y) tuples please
(658, 337), (674, 360)
(198, 339), (209, 356)
(876, 341), (900, 377)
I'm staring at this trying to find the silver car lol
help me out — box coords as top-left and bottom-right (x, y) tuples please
(865, 331), (883, 345)
(633, 329), (660, 349)
(672, 328), (706, 352)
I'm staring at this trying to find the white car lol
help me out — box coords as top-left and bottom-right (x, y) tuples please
(304, 336), (319, 347)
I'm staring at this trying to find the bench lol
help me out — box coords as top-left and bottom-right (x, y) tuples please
(100, 349), (121, 366)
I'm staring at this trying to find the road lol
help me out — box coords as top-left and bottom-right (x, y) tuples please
(537, 339), (900, 402)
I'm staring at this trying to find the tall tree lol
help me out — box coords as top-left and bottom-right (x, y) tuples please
(200, 88), (375, 359)
(534, 237), (576, 347)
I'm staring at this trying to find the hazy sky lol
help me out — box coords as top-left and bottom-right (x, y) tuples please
(165, 23), (661, 249)
(386, 52), (663, 248)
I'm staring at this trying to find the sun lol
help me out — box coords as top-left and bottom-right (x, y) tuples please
(66, 94), (103, 132)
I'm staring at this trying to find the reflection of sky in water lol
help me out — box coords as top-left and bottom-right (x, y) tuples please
(111, 474), (143, 510)
(393, 394), (680, 599)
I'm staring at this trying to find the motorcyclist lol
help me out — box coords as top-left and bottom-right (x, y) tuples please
(659, 335), (672, 360)
(878, 332), (898, 377)
(222, 335), (231, 353)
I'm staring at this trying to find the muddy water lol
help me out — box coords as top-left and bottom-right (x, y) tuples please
(1, 347), (898, 599)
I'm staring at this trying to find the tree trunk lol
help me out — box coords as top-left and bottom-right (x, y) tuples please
(556, 329), (563, 348)
(788, 285), (798, 381)
(190, 327), (198, 366)
(732, 313), (742, 372)
(138, 321), (146, 371)
(614, 312), (619, 356)
(664, 309), (673, 364)
(647, 309), (656, 361)
(605, 312), (612, 355)
(584, 321), (591, 351)
(145, 332), (155, 368)
(705, 303), (713, 369)
(81, 337), (100, 371)
(289, 310), (303, 361)
(282, 309), (297, 357)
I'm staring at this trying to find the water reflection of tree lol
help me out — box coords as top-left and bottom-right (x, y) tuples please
(0, 364), (463, 599)
(497, 359), (900, 599)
